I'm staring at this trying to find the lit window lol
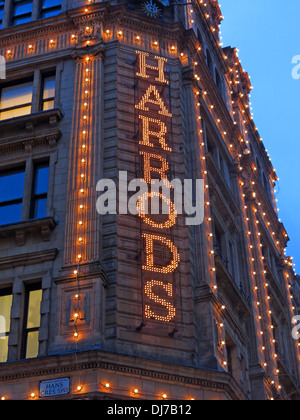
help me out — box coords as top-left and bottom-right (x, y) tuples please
(0, 167), (25, 225)
(12, 0), (33, 26)
(40, 0), (62, 19)
(0, 79), (33, 121)
(0, 1), (5, 29)
(0, 289), (13, 363)
(41, 75), (55, 111)
(22, 285), (42, 360)
(30, 162), (49, 219)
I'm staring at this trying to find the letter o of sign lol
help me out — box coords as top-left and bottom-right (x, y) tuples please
(137, 191), (177, 229)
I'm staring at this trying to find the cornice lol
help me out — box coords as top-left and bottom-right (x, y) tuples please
(0, 16), (74, 47)
(0, 349), (248, 400)
(0, 248), (58, 270)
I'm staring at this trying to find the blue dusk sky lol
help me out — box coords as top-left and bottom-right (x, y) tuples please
(220, 0), (300, 272)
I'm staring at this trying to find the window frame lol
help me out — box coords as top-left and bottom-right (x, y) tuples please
(0, 77), (34, 121)
(0, 69), (57, 121)
(40, 72), (56, 112)
(0, 0), (4, 29)
(0, 166), (26, 226)
(40, 0), (62, 19)
(0, 157), (51, 227)
(11, 0), (33, 26)
(29, 160), (50, 220)
(21, 283), (42, 360)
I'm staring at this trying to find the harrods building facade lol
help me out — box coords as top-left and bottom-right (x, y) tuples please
(0, 0), (299, 400)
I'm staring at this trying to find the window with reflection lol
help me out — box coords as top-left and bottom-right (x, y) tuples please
(0, 167), (25, 226)
(30, 162), (49, 219)
(40, 0), (62, 19)
(12, 0), (33, 26)
(41, 74), (55, 111)
(0, 79), (33, 121)
(22, 284), (42, 360)
(0, 1), (4, 29)
(0, 289), (13, 364)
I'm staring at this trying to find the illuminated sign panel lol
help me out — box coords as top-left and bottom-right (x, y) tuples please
(135, 51), (180, 325)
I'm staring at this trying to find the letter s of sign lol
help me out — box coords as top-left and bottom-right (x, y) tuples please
(292, 56), (300, 80)
(292, 316), (300, 340)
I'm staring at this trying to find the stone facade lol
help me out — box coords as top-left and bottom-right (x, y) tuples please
(0, 0), (299, 400)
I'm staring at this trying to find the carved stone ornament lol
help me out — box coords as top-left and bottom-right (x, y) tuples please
(78, 22), (102, 43)
(71, 42), (105, 61)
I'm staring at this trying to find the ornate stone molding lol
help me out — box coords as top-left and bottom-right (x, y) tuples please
(71, 43), (105, 61)
(0, 218), (57, 246)
(0, 249), (58, 271)
(0, 350), (247, 400)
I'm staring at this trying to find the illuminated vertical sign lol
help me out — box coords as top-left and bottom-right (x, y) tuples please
(135, 51), (180, 325)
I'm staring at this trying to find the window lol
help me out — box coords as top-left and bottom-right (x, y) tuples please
(40, 0), (62, 19)
(215, 69), (223, 94)
(226, 344), (233, 375)
(0, 0), (4, 29)
(229, 241), (236, 281)
(0, 79), (33, 121)
(22, 284), (42, 360)
(12, 0), (33, 26)
(30, 162), (49, 219)
(41, 74), (55, 111)
(197, 29), (203, 47)
(0, 161), (50, 226)
(0, 289), (13, 363)
(219, 155), (232, 189)
(206, 50), (213, 73)
(0, 167), (25, 225)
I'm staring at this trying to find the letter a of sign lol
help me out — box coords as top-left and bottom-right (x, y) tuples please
(135, 85), (172, 118)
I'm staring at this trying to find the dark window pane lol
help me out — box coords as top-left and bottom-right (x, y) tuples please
(41, 0), (61, 18)
(35, 166), (49, 195)
(0, 0), (3, 28)
(42, 9), (61, 18)
(12, 0), (33, 26)
(33, 198), (47, 219)
(0, 169), (25, 203)
(43, 0), (61, 8)
(0, 203), (23, 225)
(13, 16), (31, 25)
(31, 163), (49, 220)
(14, 0), (33, 16)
